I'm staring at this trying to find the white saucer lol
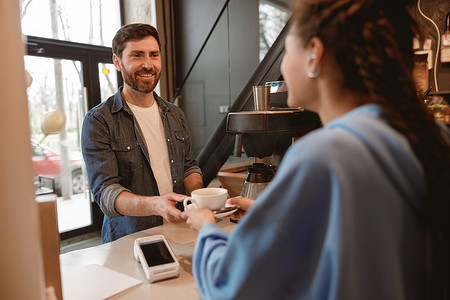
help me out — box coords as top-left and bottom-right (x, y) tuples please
(185, 203), (238, 218)
(214, 204), (239, 218)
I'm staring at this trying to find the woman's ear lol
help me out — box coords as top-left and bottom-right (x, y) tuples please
(307, 37), (324, 65)
(305, 37), (324, 79)
(112, 54), (122, 72)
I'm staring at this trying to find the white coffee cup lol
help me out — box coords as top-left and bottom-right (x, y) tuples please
(183, 188), (228, 211)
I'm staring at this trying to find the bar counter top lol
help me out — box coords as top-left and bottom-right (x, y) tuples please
(60, 219), (236, 299)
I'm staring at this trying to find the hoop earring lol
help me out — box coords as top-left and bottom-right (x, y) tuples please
(306, 54), (321, 79)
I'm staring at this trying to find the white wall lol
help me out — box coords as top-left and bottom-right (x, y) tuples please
(0, 1), (46, 299)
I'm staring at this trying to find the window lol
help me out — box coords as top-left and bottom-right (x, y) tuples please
(20, 0), (121, 47)
(259, 1), (290, 61)
(98, 63), (119, 102)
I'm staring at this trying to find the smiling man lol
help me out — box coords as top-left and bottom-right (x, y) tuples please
(81, 23), (203, 243)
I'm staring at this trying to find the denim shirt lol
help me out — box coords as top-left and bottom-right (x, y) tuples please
(81, 87), (202, 242)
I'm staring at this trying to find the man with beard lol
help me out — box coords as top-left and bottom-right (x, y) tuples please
(81, 23), (203, 243)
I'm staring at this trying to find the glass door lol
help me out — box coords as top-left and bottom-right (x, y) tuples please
(26, 55), (92, 234)
(20, 0), (122, 241)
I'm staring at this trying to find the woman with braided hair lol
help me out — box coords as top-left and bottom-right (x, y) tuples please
(182, 0), (450, 299)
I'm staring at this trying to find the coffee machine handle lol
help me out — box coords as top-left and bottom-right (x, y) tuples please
(233, 133), (242, 157)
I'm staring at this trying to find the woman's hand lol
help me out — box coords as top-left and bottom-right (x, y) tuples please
(227, 197), (254, 221)
(182, 208), (216, 232)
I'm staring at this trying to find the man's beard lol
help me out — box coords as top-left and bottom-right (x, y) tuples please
(123, 67), (161, 94)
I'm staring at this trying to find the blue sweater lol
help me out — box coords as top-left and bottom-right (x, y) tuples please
(193, 104), (427, 300)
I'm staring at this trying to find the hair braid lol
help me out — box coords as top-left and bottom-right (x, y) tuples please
(344, 5), (450, 299)
(293, 0), (450, 298)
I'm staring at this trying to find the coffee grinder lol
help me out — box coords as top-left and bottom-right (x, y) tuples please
(226, 82), (319, 199)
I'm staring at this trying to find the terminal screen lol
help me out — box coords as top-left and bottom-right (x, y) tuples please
(140, 240), (175, 267)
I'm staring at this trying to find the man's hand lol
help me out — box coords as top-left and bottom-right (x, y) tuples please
(150, 193), (186, 223)
(182, 208), (216, 232)
(115, 191), (186, 223)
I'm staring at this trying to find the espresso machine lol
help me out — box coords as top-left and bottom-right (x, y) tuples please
(226, 82), (320, 199)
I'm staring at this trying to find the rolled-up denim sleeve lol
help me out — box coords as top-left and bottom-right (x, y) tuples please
(185, 165), (202, 178)
(81, 112), (126, 218)
(100, 184), (130, 218)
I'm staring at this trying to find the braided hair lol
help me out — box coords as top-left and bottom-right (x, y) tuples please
(291, 0), (450, 298)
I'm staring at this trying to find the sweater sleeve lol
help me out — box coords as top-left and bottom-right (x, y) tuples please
(192, 135), (337, 300)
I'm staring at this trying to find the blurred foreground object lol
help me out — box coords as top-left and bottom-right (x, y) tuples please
(40, 110), (66, 142)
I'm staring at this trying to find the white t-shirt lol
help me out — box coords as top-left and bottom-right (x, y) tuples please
(127, 101), (173, 195)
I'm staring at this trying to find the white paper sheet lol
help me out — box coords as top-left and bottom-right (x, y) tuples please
(62, 264), (142, 300)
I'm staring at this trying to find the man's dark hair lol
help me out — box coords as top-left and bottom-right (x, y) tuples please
(112, 23), (161, 58)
